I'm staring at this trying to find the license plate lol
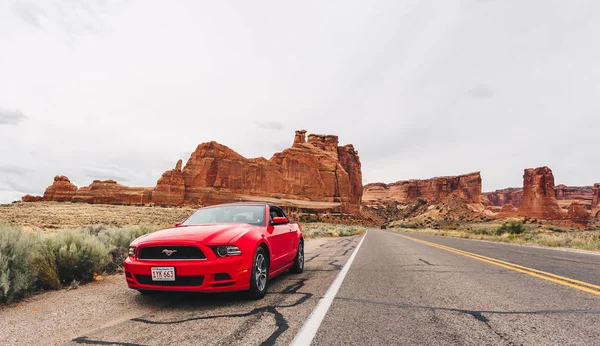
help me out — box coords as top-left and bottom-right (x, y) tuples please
(151, 267), (175, 281)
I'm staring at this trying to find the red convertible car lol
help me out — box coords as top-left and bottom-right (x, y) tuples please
(124, 202), (304, 298)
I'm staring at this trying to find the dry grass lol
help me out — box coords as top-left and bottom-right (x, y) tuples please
(302, 223), (366, 239)
(0, 202), (195, 230)
(393, 226), (600, 252)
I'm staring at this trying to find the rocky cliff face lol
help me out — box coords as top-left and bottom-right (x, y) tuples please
(566, 202), (590, 224)
(518, 167), (564, 219)
(363, 172), (482, 205)
(555, 185), (594, 202)
(36, 130), (363, 214)
(482, 188), (523, 207)
(21, 194), (43, 202)
(181, 131), (362, 213)
(43, 176), (78, 202)
(593, 183), (600, 218)
(72, 180), (152, 205)
(483, 185), (593, 209)
(152, 159), (185, 206)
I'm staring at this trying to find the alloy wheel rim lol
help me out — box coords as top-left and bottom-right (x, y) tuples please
(255, 253), (267, 291)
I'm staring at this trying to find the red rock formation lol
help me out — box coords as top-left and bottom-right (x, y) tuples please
(518, 167), (564, 219)
(566, 202), (590, 223)
(43, 176), (78, 202)
(152, 159), (185, 206)
(555, 185), (594, 210)
(182, 132), (362, 214)
(593, 183), (600, 218)
(484, 185), (593, 210)
(21, 195), (43, 202)
(498, 203), (518, 218)
(482, 188), (523, 208)
(363, 172), (482, 205)
(36, 130), (363, 214)
(72, 180), (152, 205)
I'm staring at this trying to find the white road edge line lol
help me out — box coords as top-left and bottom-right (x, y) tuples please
(290, 230), (369, 346)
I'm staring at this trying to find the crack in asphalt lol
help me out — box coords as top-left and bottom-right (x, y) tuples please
(70, 237), (359, 346)
(335, 296), (600, 316)
(335, 296), (600, 345)
(419, 258), (433, 265)
(71, 337), (146, 346)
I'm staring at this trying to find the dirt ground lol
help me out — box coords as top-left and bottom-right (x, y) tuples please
(0, 202), (196, 230)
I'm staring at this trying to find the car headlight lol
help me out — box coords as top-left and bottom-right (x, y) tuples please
(213, 245), (242, 257)
(128, 246), (136, 257)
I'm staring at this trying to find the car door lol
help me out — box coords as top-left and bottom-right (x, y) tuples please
(266, 206), (294, 270)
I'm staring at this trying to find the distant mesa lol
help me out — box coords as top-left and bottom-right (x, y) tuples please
(29, 130), (363, 215)
(361, 166), (596, 228)
(363, 172), (482, 205)
(21, 194), (43, 202)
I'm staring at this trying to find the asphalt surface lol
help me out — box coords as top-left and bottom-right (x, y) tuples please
(59, 236), (359, 346)
(313, 230), (600, 345)
(3, 230), (600, 345)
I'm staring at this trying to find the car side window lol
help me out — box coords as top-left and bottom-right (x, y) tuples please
(269, 206), (285, 224)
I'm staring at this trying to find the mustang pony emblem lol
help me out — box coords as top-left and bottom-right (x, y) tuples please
(162, 249), (178, 256)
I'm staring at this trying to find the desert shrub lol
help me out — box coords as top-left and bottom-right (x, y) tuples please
(496, 221), (526, 235)
(0, 223), (37, 303)
(41, 229), (111, 285)
(337, 226), (358, 237)
(302, 223), (364, 238)
(97, 225), (155, 272)
(32, 245), (60, 290)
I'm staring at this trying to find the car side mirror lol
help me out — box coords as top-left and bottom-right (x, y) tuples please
(175, 222), (182, 227)
(272, 217), (289, 225)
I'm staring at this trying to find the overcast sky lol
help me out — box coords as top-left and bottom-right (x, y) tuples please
(0, 0), (599, 203)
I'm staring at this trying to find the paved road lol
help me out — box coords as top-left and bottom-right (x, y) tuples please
(61, 237), (359, 346)
(2, 230), (600, 345)
(313, 230), (600, 345)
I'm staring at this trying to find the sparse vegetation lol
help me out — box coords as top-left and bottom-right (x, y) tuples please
(302, 223), (366, 239)
(0, 223), (37, 303)
(392, 225), (600, 252)
(0, 222), (156, 303)
(496, 220), (526, 235)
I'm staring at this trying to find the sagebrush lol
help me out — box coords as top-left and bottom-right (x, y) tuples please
(0, 223), (155, 303)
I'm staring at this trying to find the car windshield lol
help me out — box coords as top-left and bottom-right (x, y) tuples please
(181, 205), (265, 226)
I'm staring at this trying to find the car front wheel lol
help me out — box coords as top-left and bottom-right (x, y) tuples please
(248, 247), (268, 299)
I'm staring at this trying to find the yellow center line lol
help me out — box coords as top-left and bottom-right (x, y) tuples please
(388, 232), (600, 297)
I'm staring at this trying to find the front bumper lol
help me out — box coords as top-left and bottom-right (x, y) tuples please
(124, 255), (252, 292)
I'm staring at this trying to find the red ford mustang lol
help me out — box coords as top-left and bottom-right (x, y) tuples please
(124, 202), (304, 298)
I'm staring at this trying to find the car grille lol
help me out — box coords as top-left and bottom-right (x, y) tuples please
(137, 246), (206, 260)
(135, 275), (204, 287)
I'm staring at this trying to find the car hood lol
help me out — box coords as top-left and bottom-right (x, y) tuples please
(131, 224), (255, 246)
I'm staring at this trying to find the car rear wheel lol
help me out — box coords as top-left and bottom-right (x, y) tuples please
(248, 247), (268, 299)
(289, 240), (304, 274)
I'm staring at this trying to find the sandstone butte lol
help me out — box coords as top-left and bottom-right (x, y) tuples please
(362, 172), (482, 205)
(593, 183), (600, 219)
(517, 166), (586, 221)
(34, 130), (363, 214)
(483, 185), (594, 210)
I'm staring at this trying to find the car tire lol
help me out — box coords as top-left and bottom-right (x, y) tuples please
(248, 247), (269, 299)
(289, 239), (304, 274)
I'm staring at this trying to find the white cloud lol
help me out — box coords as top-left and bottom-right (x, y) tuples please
(0, 107), (26, 125)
